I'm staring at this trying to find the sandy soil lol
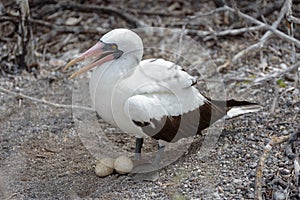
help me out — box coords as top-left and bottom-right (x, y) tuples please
(1, 1), (300, 199)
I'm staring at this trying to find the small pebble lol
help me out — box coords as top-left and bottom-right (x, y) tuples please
(273, 190), (285, 200)
(95, 158), (115, 177)
(279, 168), (290, 176)
(114, 156), (133, 174)
(65, 17), (82, 26)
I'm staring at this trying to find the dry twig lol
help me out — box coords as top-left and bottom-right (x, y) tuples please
(1, 1), (148, 50)
(218, 2), (300, 70)
(253, 61), (300, 83)
(45, 2), (148, 27)
(0, 15), (107, 47)
(255, 135), (290, 200)
(286, 0), (296, 63)
(203, 25), (264, 41)
(16, 0), (36, 71)
(285, 128), (300, 198)
(287, 16), (300, 24)
(189, 6), (228, 19)
(270, 84), (279, 114)
(225, 4), (300, 48)
(171, 25), (264, 41)
(286, 0), (300, 25)
(126, 8), (191, 17)
(0, 86), (94, 111)
(285, 0), (299, 89)
(225, 4), (283, 67)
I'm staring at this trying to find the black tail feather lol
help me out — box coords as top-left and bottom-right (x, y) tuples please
(206, 97), (257, 109)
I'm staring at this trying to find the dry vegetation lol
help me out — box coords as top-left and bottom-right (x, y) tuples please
(0, 0), (300, 199)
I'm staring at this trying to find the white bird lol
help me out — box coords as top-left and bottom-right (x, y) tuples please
(64, 28), (255, 180)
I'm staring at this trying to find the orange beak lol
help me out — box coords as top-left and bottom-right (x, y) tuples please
(64, 41), (123, 79)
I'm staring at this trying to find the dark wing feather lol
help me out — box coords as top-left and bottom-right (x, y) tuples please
(133, 98), (256, 142)
(134, 100), (226, 143)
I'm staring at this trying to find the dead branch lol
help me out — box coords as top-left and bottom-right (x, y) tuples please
(285, 129), (300, 198)
(189, 6), (228, 19)
(255, 135), (290, 200)
(0, 2), (147, 46)
(253, 61), (300, 83)
(286, 0), (299, 88)
(218, 1), (293, 71)
(0, 86), (94, 111)
(217, 2), (288, 71)
(171, 25), (264, 41)
(286, 0), (296, 63)
(224, 5), (300, 48)
(125, 8), (192, 17)
(287, 16), (300, 24)
(16, 0), (36, 71)
(270, 84), (279, 114)
(203, 25), (264, 41)
(0, 15), (106, 45)
(42, 2), (148, 28)
(0, 15), (106, 35)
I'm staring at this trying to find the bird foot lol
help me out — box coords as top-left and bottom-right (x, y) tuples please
(129, 170), (159, 181)
(129, 160), (159, 181)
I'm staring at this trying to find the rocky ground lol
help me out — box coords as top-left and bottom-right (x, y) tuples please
(1, 0), (300, 199)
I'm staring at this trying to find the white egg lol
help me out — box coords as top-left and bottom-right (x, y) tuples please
(95, 157), (115, 177)
(114, 156), (133, 174)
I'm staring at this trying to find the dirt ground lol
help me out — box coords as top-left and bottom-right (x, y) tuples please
(1, 0), (300, 199)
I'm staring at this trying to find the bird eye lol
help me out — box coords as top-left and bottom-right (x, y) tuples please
(111, 44), (117, 49)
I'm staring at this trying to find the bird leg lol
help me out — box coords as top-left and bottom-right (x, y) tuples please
(129, 141), (165, 181)
(152, 143), (165, 167)
(135, 137), (144, 160)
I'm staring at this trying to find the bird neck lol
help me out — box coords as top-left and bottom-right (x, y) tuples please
(89, 52), (141, 125)
(120, 53), (140, 74)
(107, 53), (141, 80)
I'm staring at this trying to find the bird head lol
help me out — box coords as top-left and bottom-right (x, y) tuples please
(64, 28), (143, 79)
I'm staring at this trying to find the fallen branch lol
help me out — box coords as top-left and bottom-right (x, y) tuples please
(270, 84), (279, 114)
(219, 61), (300, 84)
(0, 86), (94, 111)
(39, 26), (106, 46)
(0, 14), (107, 47)
(287, 15), (300, 24)
(285, 128), (300, 198)
(217, 1), (286, 70)
(171, 25), (264, 40)
(188, 6), (228, 19)
(0, 15), (106, 35)
(126, 8), (192, 17)
(16, 0), (36, 71)
(255, 135), (290, 200)
(1, 2), (147, 46)
(253, 61), (300, 83)
(203, 25), (264, 41)
(43, 2), (148, 27)
(286, 0), (299, 88)
(218, 2), (300, 70)
(224, 5), (300, 48)
(286, 0), (300, 25)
